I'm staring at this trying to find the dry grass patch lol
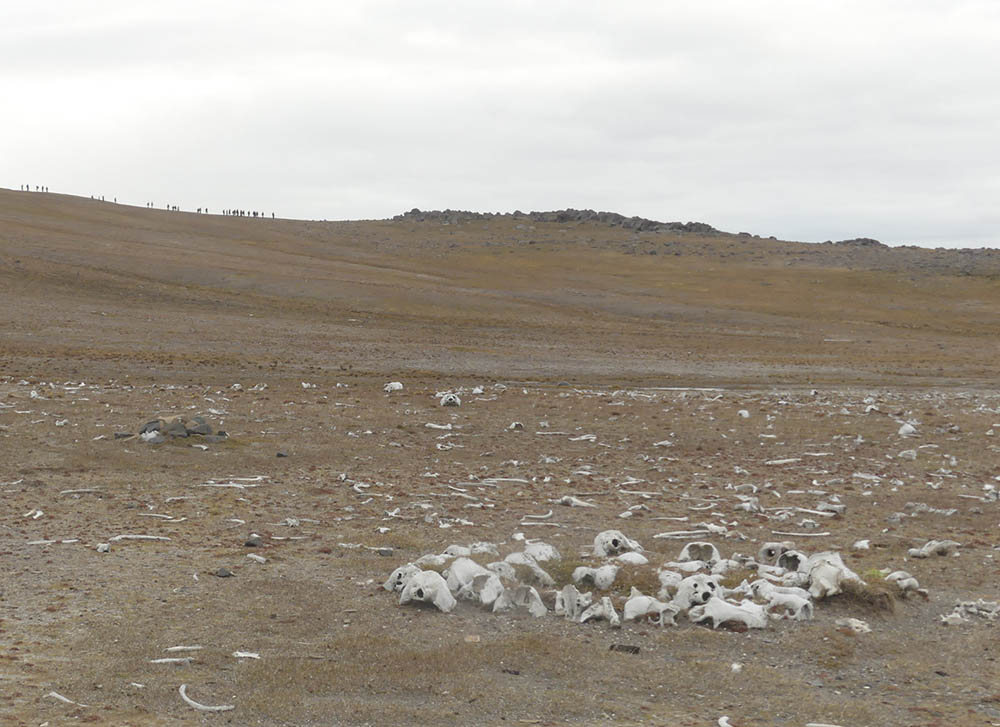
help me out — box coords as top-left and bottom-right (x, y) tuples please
(832, 579), (897, 615)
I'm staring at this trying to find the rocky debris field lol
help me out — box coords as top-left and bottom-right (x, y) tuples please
(4, 374), (1000, 726)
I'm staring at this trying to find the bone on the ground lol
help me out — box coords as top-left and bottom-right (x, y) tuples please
(652, 529), (713, 539)
(555, 584), (593, 621)
(688, 597), (768, 629)
(165, 645), (203, 652)
(492, 584), (547, 617)
(179, 684), (235, 712)
(108, 534), (171, 542)
(151, 657), (195, 664)
(45, 691), (90, 707)
(592, 530), (642, 556)
(908, 539), (961, 558)
(579, 595), (621, 627)
(399, 570), (457, 612)
(522, 509), (553, 519)
(555, 495), (597, 507)
(233, 651), (260, 658)
(623, 588), (678, 626)
(573, 564), (620, 590)
(678, 541), (720, 563)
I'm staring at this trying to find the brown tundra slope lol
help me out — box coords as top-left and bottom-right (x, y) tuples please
(2, 188), (1000, 726)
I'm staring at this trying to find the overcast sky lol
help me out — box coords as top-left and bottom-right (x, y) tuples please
(3, 1), (998, 247)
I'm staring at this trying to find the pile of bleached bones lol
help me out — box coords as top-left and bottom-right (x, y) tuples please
(383, 530), (924, 630)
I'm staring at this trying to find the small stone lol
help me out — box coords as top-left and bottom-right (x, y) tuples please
(164, 419), (188, 437)
(141, 432), (166, 444)
(204, 434), (228, 443)
(276, 451), (289, 458)
(113, 432), (133, 440)
(96, 543), (110, 553)
(215, 567), (235, 578)
(244, 534), (262, 547)
(186, 417), (213, 435)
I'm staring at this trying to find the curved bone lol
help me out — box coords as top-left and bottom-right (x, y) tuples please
(399, 570), (457, 612)
(179, 684), (234, 712)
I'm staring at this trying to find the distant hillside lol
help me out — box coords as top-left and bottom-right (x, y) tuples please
(391, 207), (1000, 278)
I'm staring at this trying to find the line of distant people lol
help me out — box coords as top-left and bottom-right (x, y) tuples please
(223, 209), (274, 218)
(16, 186), (276, 219)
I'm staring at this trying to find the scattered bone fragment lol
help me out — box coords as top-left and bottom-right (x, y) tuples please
(579, 596), (621, 627)
(45, 691), (90, 707)
(555, 584), (593, 620)
(835, 617), (871, 633)
(492, 584), (547, 617)
(555, 495), (597, 508)
(908, 539), (961, 558)
(885, 570), (927, 597)
(383, 381), (403, 393)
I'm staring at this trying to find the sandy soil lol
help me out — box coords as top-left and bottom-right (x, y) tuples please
(2, 189), (1000, 726)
